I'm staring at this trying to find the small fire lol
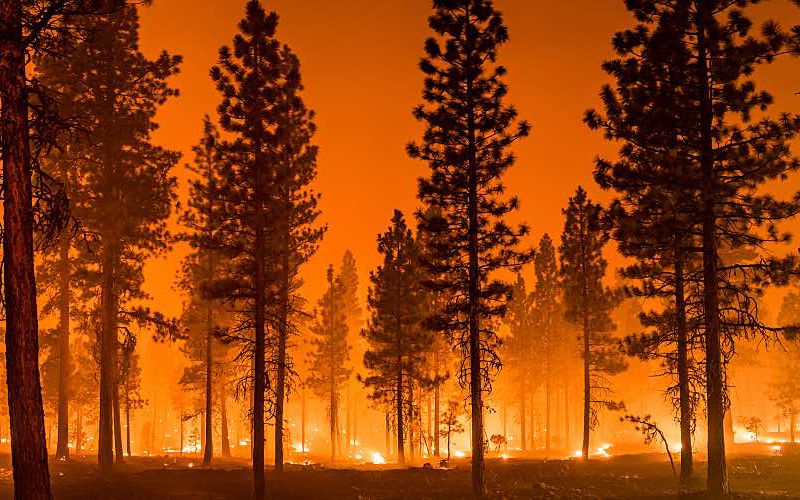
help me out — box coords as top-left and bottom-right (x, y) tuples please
(672, 442), (682, 453)
(453, 450), (466, 458)
(573, 450), (583, 458)
(371, 452), (386, 464)
(187, 462), (194, 468)
(772, 444), (782, 455)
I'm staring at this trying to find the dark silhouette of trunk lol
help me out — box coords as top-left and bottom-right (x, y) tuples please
(301, 388), (306, 453)
(545, 367), (551, 450)
(56, 193), (71, 460)
(396, 366), (405, 465)
(464, 5), (485, 493)
(674, 245), (693, 482)
(113, 382), (124, 463)
(519, 385), (526, 452)
(345, 386), (351, 457)
(179, 412), (184, 457)
(76, 406), (83, 455)
(98, 240), (118, 470)
(251, 68), (268, 498)
(125, 388), (131, 457)
(385, 411), (390, 457)
(696, 4), (728, 495)
(274, 250), (289, 472)
(0, 4), (53, 496)
(409, 386), (415, 462)
(203, 296), (213, 466)
(434, 351), (440, 458)
(580, 210), (591, 461)
(220, 381), (231, 458)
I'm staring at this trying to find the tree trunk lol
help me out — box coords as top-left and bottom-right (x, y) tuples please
(0, 5), (53, 496)
(434, 352), (440, 458)
(98, 240), (118, 470)
(56, 203), (71, 460)
(546, 367), (551, 451)
(565, 383), (570, 451)
(465, 4), (485, 492)
(409, 386), (415, 462)
(385, 411), (390, 457)
(674, 247), (693, 482)
(274, 251), (289, 472)
(696, 4), (728, 495)
(179, 413), (184, 457)
(220, 380), (231, 458)
(301, 388), (306, 454)
(76, 405), (83, 455)
(581, 208), (591, 461)
(582, 311), (590, 460)
(203, 299), (213, 466)
(252, 129), (267, 500)
(113, 383), (124, 463)
(396, 366), (405, 465)
(125, 390), (131, 457)
(519, 385), (526, 452)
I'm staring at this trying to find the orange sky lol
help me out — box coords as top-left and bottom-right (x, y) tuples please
(110, 0), (800, 450)
(136, 0), (800, 320)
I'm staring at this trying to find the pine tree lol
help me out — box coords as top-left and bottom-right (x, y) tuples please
(584, 7), (704, 478)
(179, 116), (225, 466)
(269, 45), (324, 472)
(407, 0), (531, 493)
(360, 210), (431, 464)
(532, 234), (560, 451)
(559, 187), (626, 461)
(35, 2), (181, 471)
(208, 2), (283, 495)
(307, 266), (351, 462)
(586, 2), (800, 493)
(502, 274), (534, 452)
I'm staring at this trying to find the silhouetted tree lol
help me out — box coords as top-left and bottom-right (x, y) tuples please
(208, 2), (283, 495)
(559, 187), (626, 461)
(0, 0), (127, 495)
(587, 2), (800, 493)
(307, 266), (351, 462)
(360, 210), (431, 465)
(408, 0), (531, 493)
(502, 274), (534, 451)
(269, 45), (324, 472)
(532, 234), (560, 451)
(34, 1), (181, 471)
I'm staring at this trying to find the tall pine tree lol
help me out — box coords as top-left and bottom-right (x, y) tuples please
(559, 187), (626, 461)
(307, 266), (351, 462)
(408, 1), (531, 493)
(360, 210), (431, 465)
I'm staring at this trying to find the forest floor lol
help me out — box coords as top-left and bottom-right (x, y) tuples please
(0, 450), (798, 499)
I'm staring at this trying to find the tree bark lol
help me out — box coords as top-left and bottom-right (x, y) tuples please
(220, 380), (231, 458)
(56, 193), (71, 460)
(125, 390), (131, 457)
(0, 4), (54, 498)
(464, 3), (485, 494)
(519, 385), (526, 452)
(274, 250), (289, 472)
(203, 296), (213, 466)
(113, 382), (124, 463)
(696, 4), (728, 495)
(674, 246), (693, 482)
(396, 365), (405, 464)
(98, 240), (118, 470)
